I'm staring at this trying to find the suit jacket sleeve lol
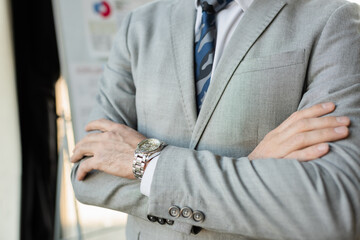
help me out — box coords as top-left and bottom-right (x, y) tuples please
(147, 3), (360, 239)
(70, 12), (193, 234)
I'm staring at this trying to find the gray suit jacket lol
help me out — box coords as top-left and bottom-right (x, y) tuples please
(71, 0), (360, 239)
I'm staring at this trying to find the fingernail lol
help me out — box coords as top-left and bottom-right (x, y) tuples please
(317, 143), (328, 152)
(322, 102), (334, 109)
(336, 117), (349, 124)
(334, 126), (347, 134)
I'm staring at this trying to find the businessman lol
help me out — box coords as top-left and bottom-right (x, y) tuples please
(71, 0), (360, 239)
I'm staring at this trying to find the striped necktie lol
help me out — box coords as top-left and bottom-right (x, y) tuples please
(195, 0), (233, 112)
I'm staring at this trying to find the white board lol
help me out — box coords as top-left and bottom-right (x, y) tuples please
(53, 0), (154, 141)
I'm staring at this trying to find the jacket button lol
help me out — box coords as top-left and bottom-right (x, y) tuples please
(193, 211), (205, 223)
(157, 217), (166, 225)
(147, 215), (158, 222)
(169, 206), (181, 218)
(165, 219), (174, 225)
(180, 207), (193, 218)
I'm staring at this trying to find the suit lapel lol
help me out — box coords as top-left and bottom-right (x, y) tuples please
(170, 0), (198, 132)
(190, 0), (287, 149)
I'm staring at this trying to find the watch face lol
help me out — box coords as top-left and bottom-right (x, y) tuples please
(138, 138), (161, 153)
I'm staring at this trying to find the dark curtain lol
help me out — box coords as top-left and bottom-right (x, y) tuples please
(11, 0), (60, 239)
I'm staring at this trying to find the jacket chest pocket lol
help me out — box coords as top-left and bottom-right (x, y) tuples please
(236, 49), (306, 74)
(203, 49), (307, 152)
(229, 49), (307, 112)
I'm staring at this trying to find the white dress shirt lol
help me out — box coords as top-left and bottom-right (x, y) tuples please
(141, 0), (254, 197)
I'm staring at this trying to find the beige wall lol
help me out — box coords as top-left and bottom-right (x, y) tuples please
(0, 0), (22, 240)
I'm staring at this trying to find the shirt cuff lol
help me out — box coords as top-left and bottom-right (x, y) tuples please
(140, 155), (159, 197)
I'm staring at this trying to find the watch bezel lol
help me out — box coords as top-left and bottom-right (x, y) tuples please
(136, 138), (163, 154)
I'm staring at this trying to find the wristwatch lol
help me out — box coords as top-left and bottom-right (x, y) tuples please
(133, 138), (167, 180)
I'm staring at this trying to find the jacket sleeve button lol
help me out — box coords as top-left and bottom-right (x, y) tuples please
(168, 206), (181, 218)
(180, 207), (193, 218)
(147, 215), (158, 222)
(193, 211), (205, 223)
(165, 219), (174, 225)
(157, 217), (166, 225)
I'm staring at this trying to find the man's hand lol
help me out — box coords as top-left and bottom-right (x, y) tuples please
(248, 102), (350, 161)
(70, 119), (146, 181)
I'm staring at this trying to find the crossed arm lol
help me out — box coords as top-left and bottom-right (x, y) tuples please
(70, 99), (357, 239)
(71, 102), (350, 181)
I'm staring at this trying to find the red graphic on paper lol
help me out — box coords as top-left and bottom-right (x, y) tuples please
(94, 1), (111, 18)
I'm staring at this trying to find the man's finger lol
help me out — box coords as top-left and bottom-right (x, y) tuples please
(85, 118), (119, 132)
(71, 151), (93, 163)
(282, 126), (349, 157)
(71, 142), (97, 163)
(74, 132), (104, 151)
(275, 102), (336, 133)
(285, 143), (330, 161)
(77, 158), (94, 181)
(280, 116), (350, 141)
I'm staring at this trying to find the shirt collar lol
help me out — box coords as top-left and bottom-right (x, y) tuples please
(194, 0), (254, 12)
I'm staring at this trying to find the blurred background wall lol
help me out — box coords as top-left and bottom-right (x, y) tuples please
(0, 0), (21, 239)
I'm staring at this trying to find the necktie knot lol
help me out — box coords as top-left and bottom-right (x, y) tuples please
(200, 0), (233, 14)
